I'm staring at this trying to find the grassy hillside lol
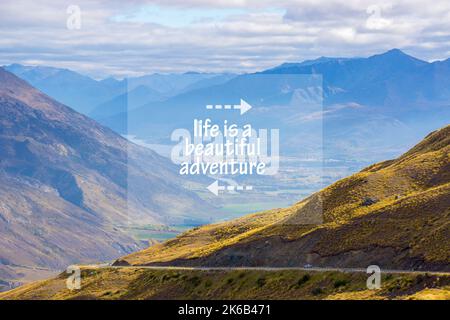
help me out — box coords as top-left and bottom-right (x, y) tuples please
(117, 125), (449, 270)
(1, 267), (449, 300)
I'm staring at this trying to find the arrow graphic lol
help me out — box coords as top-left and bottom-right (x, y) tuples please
(207, 180), (253, 196)
(206, 99), (252, 115)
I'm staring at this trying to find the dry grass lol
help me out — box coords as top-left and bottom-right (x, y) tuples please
(1, 267), (449, 300)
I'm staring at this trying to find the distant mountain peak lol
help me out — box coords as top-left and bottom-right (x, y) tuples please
(269, 49), (429, 73)
(183, 71), (202, 75)
(370, 48), (428, 65)
(385, 48), (406, 55)
(271, 56), (347, 70)
(100, 76), (121, 83)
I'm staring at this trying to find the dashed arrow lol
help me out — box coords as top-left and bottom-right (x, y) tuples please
(206, 99), (252, 115)
(207, 180), (253, 196)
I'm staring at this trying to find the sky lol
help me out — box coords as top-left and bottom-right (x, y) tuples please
(1, 0), (450, 78)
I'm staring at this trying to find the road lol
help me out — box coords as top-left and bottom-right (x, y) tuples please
(81, 264), (450, 276)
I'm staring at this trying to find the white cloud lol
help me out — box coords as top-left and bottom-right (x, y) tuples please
(1, 0), (450, 77)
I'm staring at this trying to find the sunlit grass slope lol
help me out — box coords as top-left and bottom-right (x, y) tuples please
(1, 267), (448, 300)
(119, 125), (449, 269)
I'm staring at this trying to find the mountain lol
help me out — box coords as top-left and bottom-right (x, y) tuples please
(175, 73), (237, 94)
(117, 124), (450, 271)
(89, 85), (165, 119)
(264, 48), (440, 107)
(89, 73), (237, 121)
(101, 49), (450, 161)
(4, 64), (127, 115)
(2, 125), (448, 300)
(271, 56), (352, 69)
(125, 72), (232, 96)
(5, 64), (237, 120)
(0, 68), (212, 288)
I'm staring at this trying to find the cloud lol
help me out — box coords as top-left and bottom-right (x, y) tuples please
(1, 0), (450, 77)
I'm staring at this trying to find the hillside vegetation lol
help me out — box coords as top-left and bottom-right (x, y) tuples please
(1, 267), (449, 300)
(118, 125), (450, 270)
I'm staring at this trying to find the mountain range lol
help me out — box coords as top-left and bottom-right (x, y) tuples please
(0, 67), (212, 289)
(4, 64), (126, 116)
(98, 49), (450, 161)
(7, 50), (450, 162)
(4, 64), (236, 119)
(267, 49), (450, 110)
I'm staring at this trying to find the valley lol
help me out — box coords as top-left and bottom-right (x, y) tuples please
(1, 49), (449, 300)
(0, 67), (214, 289)
(2, 124), (447, 299)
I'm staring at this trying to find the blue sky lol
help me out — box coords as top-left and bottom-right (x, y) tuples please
(112, 5), (252, 27)
(1, 0), (450, 78)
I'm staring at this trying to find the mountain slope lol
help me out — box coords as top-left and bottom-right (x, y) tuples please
(2, 268), (448, 300)
(0, 67), (211, 287)
(89, 85), (165, 119)
(4, 64), (126, 115)
(265, 49), (431, 107)
(117, 125), (450, 271)
(5, 64), (237, 120)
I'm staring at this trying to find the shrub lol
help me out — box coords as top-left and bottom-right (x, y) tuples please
(297, 274), (311, 286)
(188, 276), (201, 287)
(256, 277), (266, 287)
(311, 287), (323, 295)
(333, 279), (349, 288)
